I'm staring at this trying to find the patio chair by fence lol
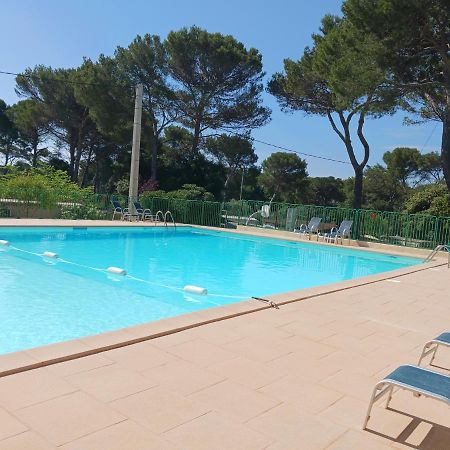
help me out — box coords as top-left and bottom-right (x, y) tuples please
(323, 220), (353, 244)
(111, 200), (130, 221)
(294, 217), (322, 240)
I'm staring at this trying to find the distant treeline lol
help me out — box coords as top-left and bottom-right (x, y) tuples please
(0, 0), (449, 215)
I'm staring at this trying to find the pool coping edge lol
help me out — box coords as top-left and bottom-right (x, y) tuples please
(0, 259), (444, 378)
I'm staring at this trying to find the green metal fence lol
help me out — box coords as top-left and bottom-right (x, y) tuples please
(0, 188), (449, 249)
(219, 200), (450, 249)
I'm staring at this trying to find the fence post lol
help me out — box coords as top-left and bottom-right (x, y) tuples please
(404, 215), (411, 247)
(353, 210), (361, 240)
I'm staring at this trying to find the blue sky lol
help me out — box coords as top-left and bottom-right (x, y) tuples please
(0, 0), (441, 178)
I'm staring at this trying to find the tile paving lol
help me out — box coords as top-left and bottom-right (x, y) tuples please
(0, 222), (449, 448)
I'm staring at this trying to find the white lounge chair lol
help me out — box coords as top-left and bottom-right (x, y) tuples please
(364, 364), (450, 429)
(294, 217), (322, 240)
(418, 332), (450, 366)
(111, 200), (131, 221)
(323, 220), (353, 244)
(133, 201), (155, 221)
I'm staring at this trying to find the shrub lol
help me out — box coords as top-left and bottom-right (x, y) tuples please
(0, 165), (96, 215)
(60, 204), (106, 220)
(114, 178), (129, 196)
(139, 184), (215, 206)
(404, 183), (450, 216)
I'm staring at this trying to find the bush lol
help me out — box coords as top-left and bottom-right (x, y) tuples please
(169, 184), (215, 201)
(139, 184), (215, 206)
(404, 183), (450, 216)
(0, 166), (92, 209)
(60, 204), (106, 220)
(115, 178), (129, 196)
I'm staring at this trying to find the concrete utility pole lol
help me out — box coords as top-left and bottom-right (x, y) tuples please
(128, 83), (144, 213)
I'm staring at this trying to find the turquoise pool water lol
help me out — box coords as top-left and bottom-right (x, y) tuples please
(0, 226), (420, 354)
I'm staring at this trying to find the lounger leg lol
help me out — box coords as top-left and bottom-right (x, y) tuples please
(418, 344), (428, 366)
(430, 345), (439, 365)
(418, 342), (438, 366)
(363, 386), (378, 429)
(385, 385), (394, 408)
(363, 382), (391, 429)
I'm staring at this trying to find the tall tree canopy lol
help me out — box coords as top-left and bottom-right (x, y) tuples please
(305, 176), (345, 206)
(0, 100), (20, 166)
(382, 147), (422, 187)
(15, 66), (94, 181)
(165, 26), (270, 153)
(115, 34), (176, 181)
(205, 133), (257, 201)
(78, 35), (176, 182)
(258, 152), (308, 203)
(268, 15), (398, 208)
(8, 100), (49, 167)
(343, 0), (450, 193)
(363, 164), (407, 211)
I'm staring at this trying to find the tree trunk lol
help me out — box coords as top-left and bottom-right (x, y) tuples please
(31, 130), (38, 167)
(191, 120), (201, 153)
(4, 141), (11, 166)
(222, 173), (231, 205)
(150, 130), (158, 181)
(93, 154), (100, 193)
(327, 111), (367, 209)
(354, 111), (370, 209)
(441, 115), (450, 192)
(74, 128), (84, 185)
(68, 132), (77, 181)
(353, 166), (364, 210)
(81, 145), (94, 188)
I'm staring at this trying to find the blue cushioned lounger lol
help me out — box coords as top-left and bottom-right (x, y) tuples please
(418, 332), (450, 366)
(364, 364), (450, 428)
(111, 200), (130, 220)
(133, 201), (155, 221)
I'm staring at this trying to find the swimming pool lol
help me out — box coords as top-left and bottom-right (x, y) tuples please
(0, 226), (420, 354)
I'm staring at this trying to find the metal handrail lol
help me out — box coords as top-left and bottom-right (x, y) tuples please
(424, 244), (450, 267)
(154, 210), (164, 225)
(164, 210), (176, 228)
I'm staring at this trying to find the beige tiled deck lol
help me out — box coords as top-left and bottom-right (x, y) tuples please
(0, 219), (449, 448)
(0, 264), (450, 448)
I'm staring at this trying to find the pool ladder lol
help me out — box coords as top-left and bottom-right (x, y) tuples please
(424, 244), (450, 267)
(154, 210), (176, 228)
(164, 210), (176, 228)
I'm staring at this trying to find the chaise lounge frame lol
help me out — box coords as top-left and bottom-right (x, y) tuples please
(363, 364), (450, 429)
(418, 332), (450, 366)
